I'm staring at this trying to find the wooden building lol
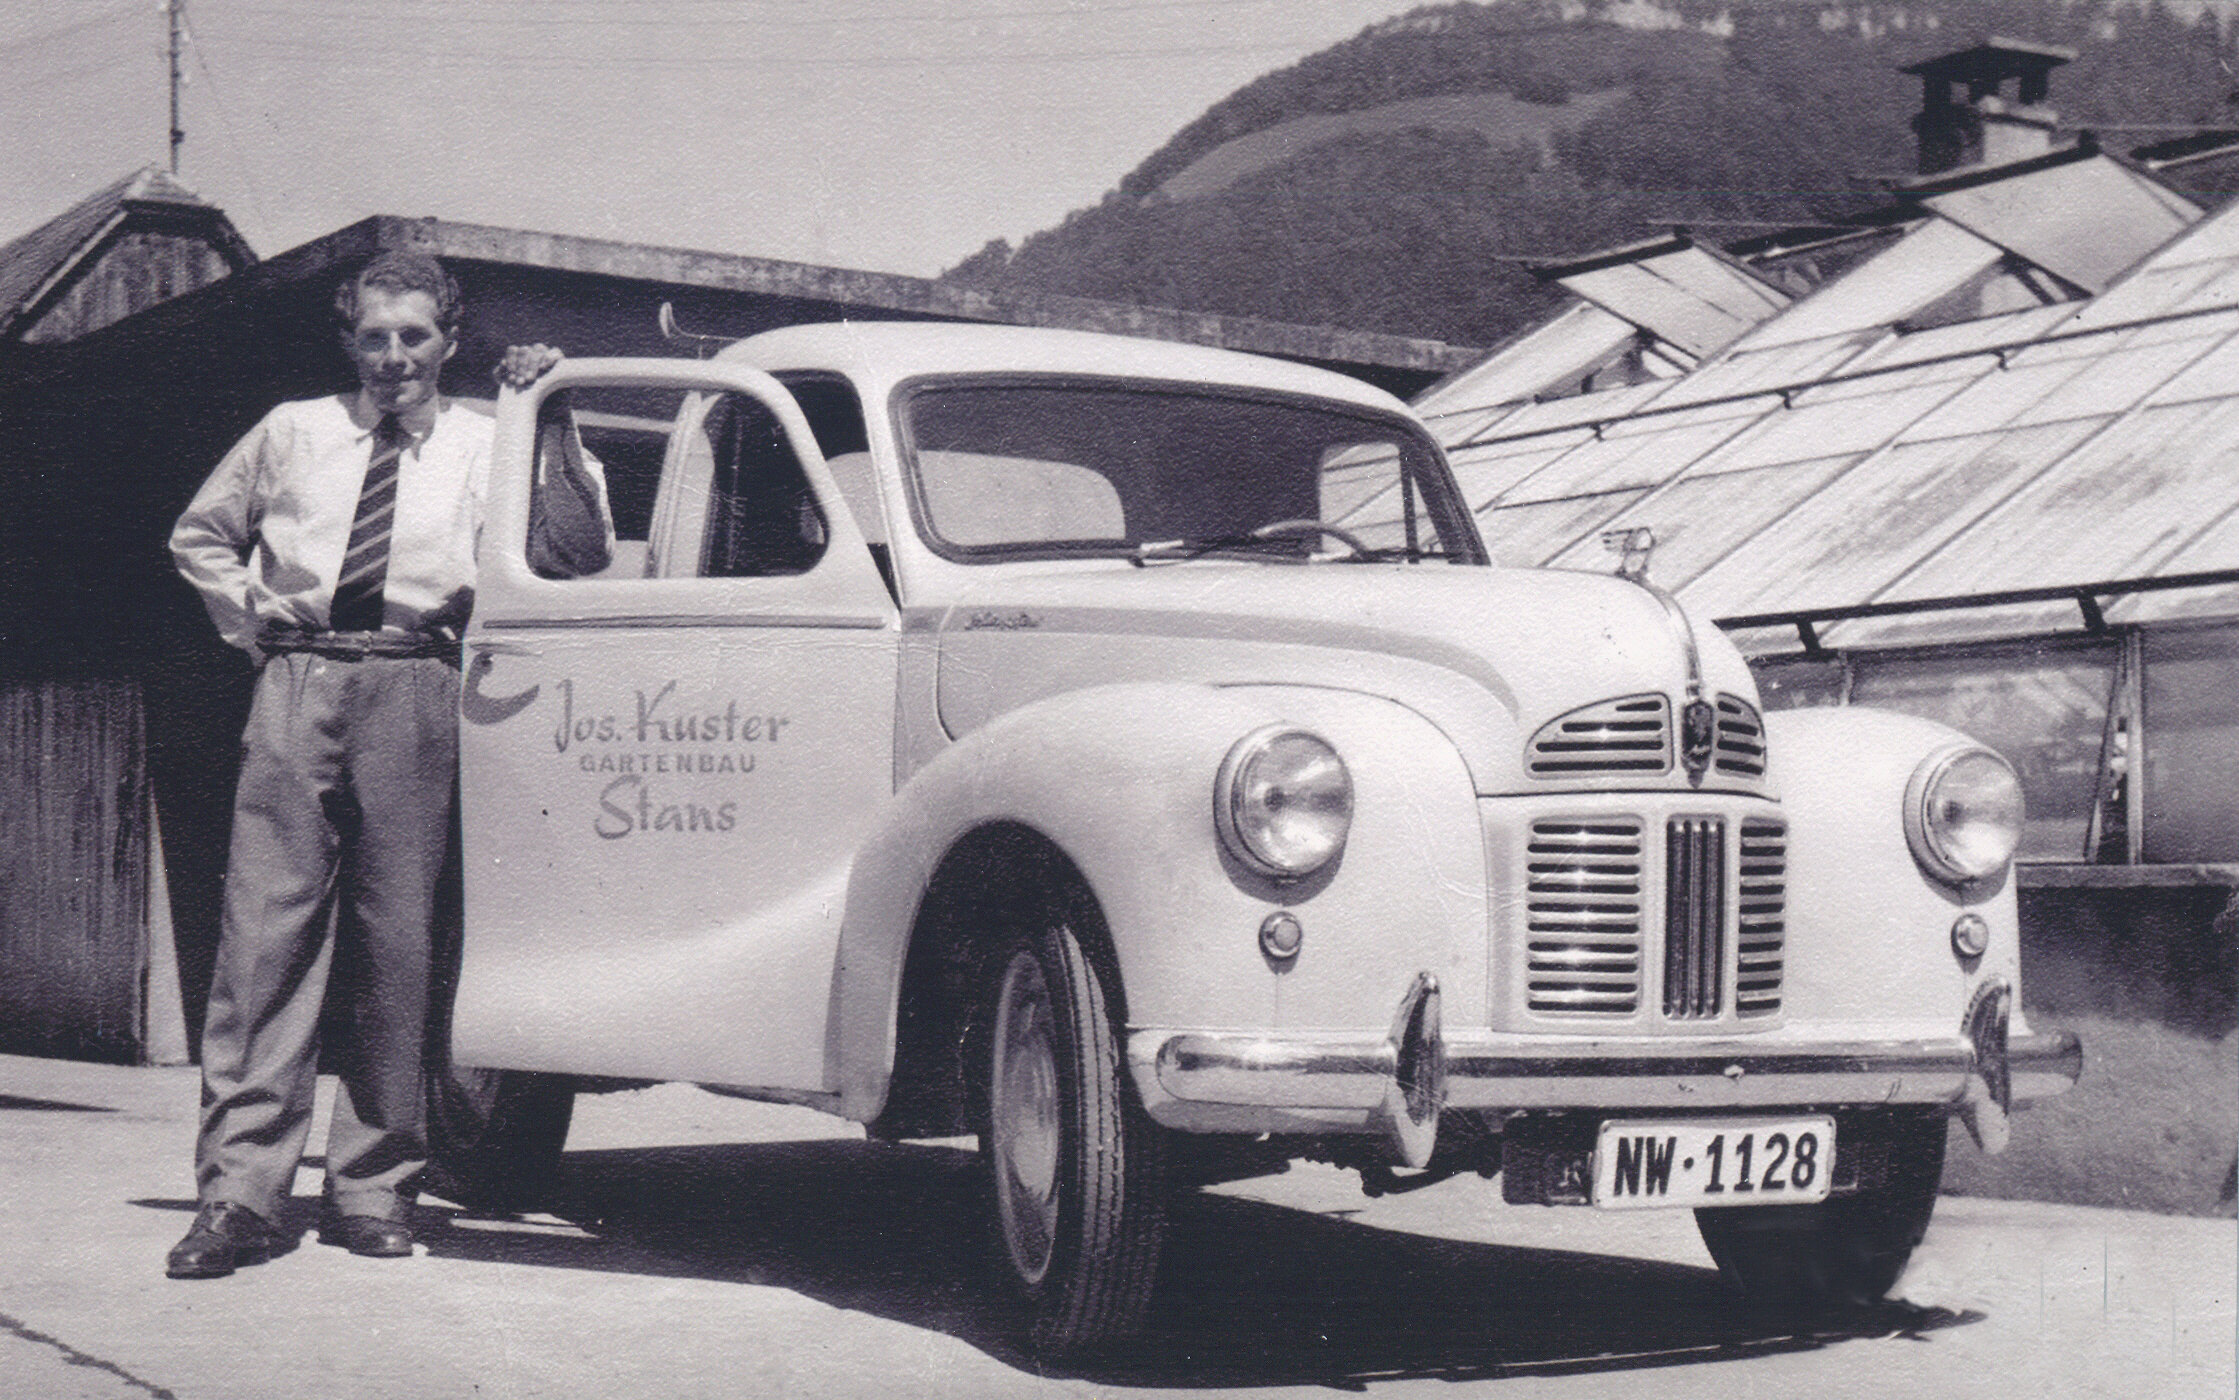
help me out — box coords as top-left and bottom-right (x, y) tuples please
(0, 169), (253, 1064)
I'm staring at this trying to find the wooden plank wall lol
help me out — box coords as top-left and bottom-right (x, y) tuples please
(20, 231), (236, 346)
(0, 678), (147, 1062)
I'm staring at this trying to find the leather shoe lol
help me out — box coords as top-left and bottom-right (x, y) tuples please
(166, 1201), (277, 1279)
(318, 1212), (414, 1258)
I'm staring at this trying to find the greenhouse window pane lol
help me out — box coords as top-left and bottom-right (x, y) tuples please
(2139, 320), (2239, 405)
(1681, 419), (2097, 620)
(1850, 641), (2120, 862)
(1895, 356), (2092, 440)
(1558, 454), (1859, 596)
(1751, 656), (1846, 709)
(1654, 334), (1876, 408)
(1728, 219), (2007, 350)
(1703, 379), (1963, 472)
(1923, 154), (2198, 294)
(1849, 304), (2077, 370)
(2003, 334), (2224, 426)
(1448, 431), (1593, 509)
(1476, 490), (1644, 568)
(1499, 416), (1758, 504)
(1901, 398), (2239, 593)
(1415, 303), (1650, 417)
(2142, 624), (2239, 864)
(1558, 245), (1791, 358)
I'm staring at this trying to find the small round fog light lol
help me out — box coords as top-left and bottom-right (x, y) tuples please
(1951, 912), (1990, 959)
(1259, 910), (1303, 962)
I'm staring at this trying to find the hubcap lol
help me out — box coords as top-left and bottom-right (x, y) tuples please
(991, 950), (1061, 1285)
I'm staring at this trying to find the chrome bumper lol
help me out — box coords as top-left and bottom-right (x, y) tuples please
(1134, 975), (2081, 1158)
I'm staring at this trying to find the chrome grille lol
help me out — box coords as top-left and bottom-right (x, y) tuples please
(1713, 694), (1767, 779)
(1524, 819), (1644, 1014)
(1528, 695), (1671, 778)
(1663, 816), (1725, 1019)
(1736, 818), (1787, 1016)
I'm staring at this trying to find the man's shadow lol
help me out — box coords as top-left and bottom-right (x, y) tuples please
(416, 1137), (1977, 1386)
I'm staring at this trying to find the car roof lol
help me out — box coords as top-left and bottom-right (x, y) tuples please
(715, 321), (1416, 416)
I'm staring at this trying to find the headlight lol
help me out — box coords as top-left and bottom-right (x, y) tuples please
(1216, 728), (1353, 878)
(1906, 746), (2024, 884)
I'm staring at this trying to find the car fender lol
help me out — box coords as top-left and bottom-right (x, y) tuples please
(1765, 705), (2027, 1035)
(831, 681), (1486, 1120)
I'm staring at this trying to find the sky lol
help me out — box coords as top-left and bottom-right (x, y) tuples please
(0, 0), (1424, 279)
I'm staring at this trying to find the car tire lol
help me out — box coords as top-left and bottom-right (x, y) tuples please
(1694, 1109), (1946, 1308)
(976, 916), (1165, 1356)
(425, 1066), (576, 1214)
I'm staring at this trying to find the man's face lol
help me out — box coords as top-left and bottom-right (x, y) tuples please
(344, 286), (456, 414)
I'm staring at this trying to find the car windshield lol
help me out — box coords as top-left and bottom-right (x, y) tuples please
(896, 378), (1485, 565)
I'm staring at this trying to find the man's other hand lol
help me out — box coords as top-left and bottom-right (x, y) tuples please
(495, 344), (564, 389)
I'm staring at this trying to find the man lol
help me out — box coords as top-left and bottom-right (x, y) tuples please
(165, 251), (611, 1278)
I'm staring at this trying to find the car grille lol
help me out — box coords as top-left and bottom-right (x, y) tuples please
(1524, 813), (1786, 1021)
(1524, 819), (1645, 1014)
(1713, 695), (1768, 778)
(1736, 817), (1787, 1015)
(1529, 692), (1768, 784)
(1527, 695), (1670, 777)
(1664, 817), (1725, 1018)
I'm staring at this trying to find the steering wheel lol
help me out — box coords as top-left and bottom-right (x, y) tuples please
(1250, 519), (1374, 559)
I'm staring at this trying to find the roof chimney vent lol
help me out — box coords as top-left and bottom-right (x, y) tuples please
(1902, 38), (2077, 175)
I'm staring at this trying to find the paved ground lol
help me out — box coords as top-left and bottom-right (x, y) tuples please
(1, 1052), (2230, 1400)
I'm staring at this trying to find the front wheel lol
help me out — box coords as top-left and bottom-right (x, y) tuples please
(978, 918), (1165, 1356)
(1694, 1109), (1947, 1307)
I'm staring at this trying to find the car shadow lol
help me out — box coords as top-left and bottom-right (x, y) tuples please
(417, 1138), (1978, 1387)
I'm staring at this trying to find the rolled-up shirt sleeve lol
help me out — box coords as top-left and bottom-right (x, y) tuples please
(171, 411), (277, 653)
(525, 408), (616, 579)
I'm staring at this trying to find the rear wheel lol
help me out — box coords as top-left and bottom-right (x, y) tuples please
(978, 916), (1164, 1355)
(1695, 1110), (1946, 1307)
(425, 1066), (576, 1214)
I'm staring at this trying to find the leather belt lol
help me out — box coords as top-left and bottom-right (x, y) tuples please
(259, 624), (458, 661)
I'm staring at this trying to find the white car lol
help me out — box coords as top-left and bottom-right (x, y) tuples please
(438, 321), (2080, 1355)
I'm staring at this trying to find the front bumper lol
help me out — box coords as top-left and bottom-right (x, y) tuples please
(1131, 975), (2081, 1163)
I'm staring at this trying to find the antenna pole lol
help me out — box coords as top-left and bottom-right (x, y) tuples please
(166, 0), (184, 173)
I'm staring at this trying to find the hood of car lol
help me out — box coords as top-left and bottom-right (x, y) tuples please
(930, 561), (1766, 795)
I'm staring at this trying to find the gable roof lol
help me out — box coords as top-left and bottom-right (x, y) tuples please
(0, 167), (255, 342)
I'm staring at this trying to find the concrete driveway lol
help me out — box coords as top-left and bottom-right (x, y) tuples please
(1, 1052), (2229, 1399)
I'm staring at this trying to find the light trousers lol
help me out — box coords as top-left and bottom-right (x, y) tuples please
(195, 650), (458, 1221)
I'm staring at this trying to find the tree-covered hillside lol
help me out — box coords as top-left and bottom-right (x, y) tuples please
(942, 0), (2239, 346)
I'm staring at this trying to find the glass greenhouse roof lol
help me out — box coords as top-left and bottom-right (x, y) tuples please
(1413, 174), (2239, 652)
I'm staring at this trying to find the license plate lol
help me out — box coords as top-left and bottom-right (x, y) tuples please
(1592, 1116), (1835, 1209)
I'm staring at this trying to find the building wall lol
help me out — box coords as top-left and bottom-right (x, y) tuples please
(0, 678), (148, 1062)
(20, 229), (238, 345)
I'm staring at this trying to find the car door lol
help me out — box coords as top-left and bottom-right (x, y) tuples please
(455, 359), (898, 1101)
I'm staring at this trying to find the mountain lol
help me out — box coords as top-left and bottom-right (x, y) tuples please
(941, 0), (2239, 347)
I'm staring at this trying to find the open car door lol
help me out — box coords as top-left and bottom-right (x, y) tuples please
(454, 360), (898, 1102)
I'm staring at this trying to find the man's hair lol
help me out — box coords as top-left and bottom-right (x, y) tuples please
(334, 251), (462, 334)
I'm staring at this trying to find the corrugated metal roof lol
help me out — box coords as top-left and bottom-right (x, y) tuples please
(1416, 165), (2239, 650)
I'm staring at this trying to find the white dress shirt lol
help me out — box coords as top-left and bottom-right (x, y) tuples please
(172, 389), (610, 653)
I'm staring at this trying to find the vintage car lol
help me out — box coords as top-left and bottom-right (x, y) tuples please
(440, 320), (2081, 1354)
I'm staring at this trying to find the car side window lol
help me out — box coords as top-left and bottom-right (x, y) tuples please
(774, 372), (897, 599)
(529, 387), (660, 580)
(696, 393), (829, 578)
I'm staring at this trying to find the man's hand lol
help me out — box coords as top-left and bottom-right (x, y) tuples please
(495, 343), (564, 389)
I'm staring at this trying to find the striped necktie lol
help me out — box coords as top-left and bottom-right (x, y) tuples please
(330, 414), (407, 632)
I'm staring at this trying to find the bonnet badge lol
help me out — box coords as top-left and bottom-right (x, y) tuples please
(1681, 697), (1717, 780)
